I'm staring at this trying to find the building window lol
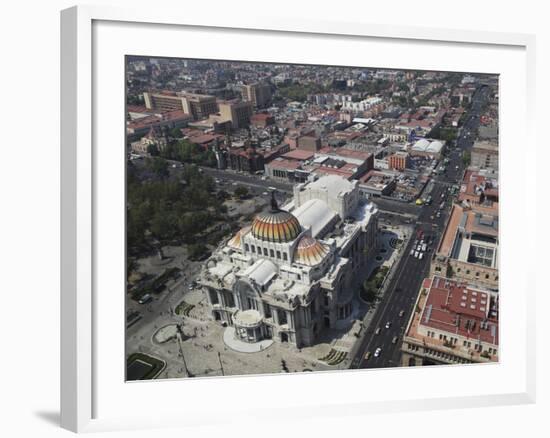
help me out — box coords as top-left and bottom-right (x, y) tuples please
(245, 244), (249, 252)
(276, 250), (281, 259)
(270, 249), (274, 257)
(247, 297), (258, 310)
(283, 253), (288, 261)
(263, 248), (268, 256)
(209, 290), (219, 304)
(257, 246), (261, 254)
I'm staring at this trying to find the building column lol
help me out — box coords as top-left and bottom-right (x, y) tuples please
(217, 291), (225, 307)
(234, 291), (242, 310)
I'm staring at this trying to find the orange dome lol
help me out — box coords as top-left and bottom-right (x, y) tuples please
(251, 210), (302, 243)
(294, 236), (329, 266)
(227, 226), (251, 249)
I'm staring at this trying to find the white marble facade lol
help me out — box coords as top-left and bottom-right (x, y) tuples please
(198, 175), (378, 348)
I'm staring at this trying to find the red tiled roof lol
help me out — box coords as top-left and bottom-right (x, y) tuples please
(267, 158), (302, 170)
(161, 110), (192, 121)
(127, 105), (149, 113)
(281, 149), (315, 161)
(419, 276), (499, 345)
(189, 134), (218, 145)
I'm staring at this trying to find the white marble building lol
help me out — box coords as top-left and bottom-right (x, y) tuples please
(198, 175), (378, 348)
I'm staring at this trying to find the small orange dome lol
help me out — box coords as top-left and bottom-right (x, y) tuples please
(227, 226), (251, 249)
(294, 236), (329, 266)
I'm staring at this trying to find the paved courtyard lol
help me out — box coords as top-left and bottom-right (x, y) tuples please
(127, 285), (362, 378)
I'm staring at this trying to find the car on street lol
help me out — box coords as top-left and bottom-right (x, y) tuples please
(385, 321), (392, 329)
(365, 351), (371, 360)
(374, 347), (382, 357)
(399, 310), (405, 317)
(419, 253), (424, 260)
(392, 336), (399, 344)
(138, 294), (153, 305)
(410, 249), (414, 256)
(414, 251), (419, 258)
(375, 327), (381, 335)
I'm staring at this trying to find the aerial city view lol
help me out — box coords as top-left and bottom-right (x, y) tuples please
(125, 57), (499, 380)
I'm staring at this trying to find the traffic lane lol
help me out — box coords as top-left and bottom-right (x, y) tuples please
(199, 166), (293, 193)
(352, 235), (421, 366)
(357, 233), (432, 368)
(363, 256), (430, 368)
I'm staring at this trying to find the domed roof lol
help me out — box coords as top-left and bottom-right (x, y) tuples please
(227, 226), (251, 249)
(294, 236), (329, 266)
(252, 210), (302, 243)
(251, 192), (302, 243)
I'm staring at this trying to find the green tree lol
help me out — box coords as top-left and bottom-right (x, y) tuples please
(170, 127), (183, 139)
(146, 157), (169, 179)
(147, 143), (160, 156)
(187, 243), (209, 261)
(234, 186), (249, 199)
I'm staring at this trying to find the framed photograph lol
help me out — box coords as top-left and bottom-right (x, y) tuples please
(61, 5), (536, 433)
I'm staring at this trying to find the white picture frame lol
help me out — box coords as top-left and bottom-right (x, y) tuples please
(61, 4), (536, 433)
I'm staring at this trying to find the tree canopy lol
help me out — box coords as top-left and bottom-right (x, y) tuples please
(127, 163), (224, 252)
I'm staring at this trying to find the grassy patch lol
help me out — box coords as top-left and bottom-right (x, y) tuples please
(360, 266), (390, 302)
(175, 301), (195, 317)
(319, 349), (348, 366)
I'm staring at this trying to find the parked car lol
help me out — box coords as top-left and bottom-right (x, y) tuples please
(365, 351), (371, 360)
(399, 310), (405, 317)
(375, 327), (381, 335)
(138, 294), (152, 305)
(392, 336), (399, 344)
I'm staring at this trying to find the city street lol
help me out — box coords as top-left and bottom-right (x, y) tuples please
(350, 85), (490, 369)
